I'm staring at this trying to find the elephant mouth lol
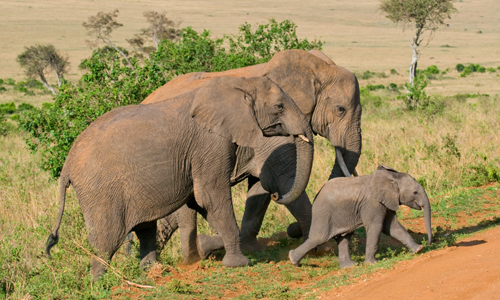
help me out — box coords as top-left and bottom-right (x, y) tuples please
(262, 122), (288, 136)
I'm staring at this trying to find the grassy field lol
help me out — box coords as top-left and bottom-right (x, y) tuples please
(1, 0), (500, 299)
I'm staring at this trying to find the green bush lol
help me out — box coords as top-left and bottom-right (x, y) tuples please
(0, 86), (6, 92)
(388, 83), (399, 91)
(0, 102), (16, 115)
(398, 75), (430, 110)
(361, 70), (375, 80)
(456, 63), (465, 72)
(17, 103), (35, 111)
(4, 78), (15, 85)
(366, 84), (385, 91)
(390, 69), (399, 75)
(20, 19), (323, 178)
(0, 78), (3, 84)
(360, 87), (382, 108)
(487, 67), (496, 73)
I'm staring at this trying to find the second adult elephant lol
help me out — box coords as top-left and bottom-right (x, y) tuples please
(145, 49), (362, 262)
(45, 76), (313, 280)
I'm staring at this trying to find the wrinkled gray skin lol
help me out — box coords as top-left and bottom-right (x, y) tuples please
(289, 165), (432, 268)
(147, 49), (362, 263)
(44, 76), (314, 281)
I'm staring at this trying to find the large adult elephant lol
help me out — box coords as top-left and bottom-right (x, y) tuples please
(45, 76), (314, 280)
(143, 49), (362, 262)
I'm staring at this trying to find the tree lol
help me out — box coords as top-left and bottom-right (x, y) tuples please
(128, 11), (182, 52)
(380, 0), (457, 87)
(17, 44), (69, 95)
(83, 10), (135, 70)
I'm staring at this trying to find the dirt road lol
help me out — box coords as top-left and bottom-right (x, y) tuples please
(321, 225), (500, 300)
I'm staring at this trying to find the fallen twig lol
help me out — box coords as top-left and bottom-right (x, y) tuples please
(72, 240), (154, 289)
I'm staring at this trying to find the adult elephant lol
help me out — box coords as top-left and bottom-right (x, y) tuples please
(143, 49), (362, 262)
(45, 76), (314, 280)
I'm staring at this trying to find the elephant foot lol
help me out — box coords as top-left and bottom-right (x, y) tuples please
(286, 222), (303, 239)
(183, 253), (201, 265)
(197, 234), (224, 259)
(91, 259), (107, 282)
(222, 253), (250, 268)
(288, 249), (301, 266)
(140, 251), (157, 269)
(338, 258), (357, 269)
(241, 236), (266, 253)
(412, 244), (424, 254)
(364, 257), (378, 265)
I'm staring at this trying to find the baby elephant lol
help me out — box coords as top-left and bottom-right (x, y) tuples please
(289, 165), (432, 268)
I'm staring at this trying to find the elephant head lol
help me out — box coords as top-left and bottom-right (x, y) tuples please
(263, 50), (362, 179)
(375, 165), (432, 244)
(191, 76), (314, 205)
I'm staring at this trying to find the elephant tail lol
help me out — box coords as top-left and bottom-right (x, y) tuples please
(45, 172), (71, 258)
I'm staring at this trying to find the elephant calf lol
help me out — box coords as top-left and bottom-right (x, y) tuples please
(289, 165), (432, 268)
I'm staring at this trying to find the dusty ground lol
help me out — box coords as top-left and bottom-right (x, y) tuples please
(322, 225), (500, 300)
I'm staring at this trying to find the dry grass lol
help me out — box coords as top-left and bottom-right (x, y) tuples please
(1, 0), (499, 94)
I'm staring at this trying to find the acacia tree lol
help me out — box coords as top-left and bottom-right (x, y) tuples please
(17, 44), (69, 95)
(380, 0), (457, 86)
(127, 11), (182, 55)
(83, 10), (135, 70)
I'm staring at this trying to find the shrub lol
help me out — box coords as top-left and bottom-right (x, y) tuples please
(20, 19), (324, 178)
(0, 86), (6, 92)
(456, 63), (465, 72)
(388, 83), (399, 91)
(0, 78), (3, 84)
(0, 102), (16, 115)
(390, 69), (399, 75)
(360, 87), (382, 108)
(17, 103), (35, 111)
(366, 84), (385, 91)
(4, 78), (15, 85)
(398, 75), (429, 110)
(487, 67), (496, 73)
(361, 70), (375, 80)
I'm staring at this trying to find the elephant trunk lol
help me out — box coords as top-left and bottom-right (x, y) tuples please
(273, 130), (314, 206)
(328, 125), (362, 180)
(422, 199), (432, 244)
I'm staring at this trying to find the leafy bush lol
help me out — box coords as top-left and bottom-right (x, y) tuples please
(390, 69), (399, 75)
(20, 19), (323, 178)
(0, 78), (3, 84)
(17, 103), (35, 111)
(399, 75), (430, 110)
(360, 87), (382, 108)
(456, 63), (465, 72)
(0, 102), (16, 115)
(487, 67), (496, 73)
(366, 84), (385, 91)
(4, 78), (15, 85)
(361, 70), (375, 80)
(388, 82), (399, 91)
(0, 86), (6, 92)
(459, 63), (487, 78)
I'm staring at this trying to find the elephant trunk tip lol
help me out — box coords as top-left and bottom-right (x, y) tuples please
(271, 192), (279, 201)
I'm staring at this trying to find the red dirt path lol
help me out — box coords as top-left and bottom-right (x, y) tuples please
(320, 225), (500, 300)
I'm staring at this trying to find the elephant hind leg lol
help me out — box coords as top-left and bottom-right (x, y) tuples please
(134, 221), (158, 268)
(88, 228), (127, 281)
(335, 233), (356, 268)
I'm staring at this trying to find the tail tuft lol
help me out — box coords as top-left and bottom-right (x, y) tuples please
(45, 233), (59, 258)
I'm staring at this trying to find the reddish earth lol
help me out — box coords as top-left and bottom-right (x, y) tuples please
(320, 225), (500, 300)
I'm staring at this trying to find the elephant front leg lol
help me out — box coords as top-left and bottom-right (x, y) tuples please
(195, 183), (250, 267)
(364, 222), (383, 265)
(383, 211), (423, 254)
(335, 233), (356, 268)
(239, 180), (271, 252)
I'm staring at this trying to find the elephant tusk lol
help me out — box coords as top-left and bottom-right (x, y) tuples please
(353, 169), (359, 176)
(271, 192), (280, 201)
(298, 134), (310, 143)
(335, 148), (352, 177)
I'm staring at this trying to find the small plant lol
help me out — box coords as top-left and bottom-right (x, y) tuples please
(399, 75), (429, 110)
(388, 82), (399, 91)
(4, 78), (15, 85)
(487, 67), (496, 73)
(366, 84), (385, 91)
(390, 68), (399, 75)
(456, 63), (465, 72)
(0, 102), (16, 115)
(361, 70), (375, 80)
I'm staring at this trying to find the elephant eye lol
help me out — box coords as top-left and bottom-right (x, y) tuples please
(336, 105), (346, 115)
(274, 103), (284, 113)
(413, 191), (418, 195)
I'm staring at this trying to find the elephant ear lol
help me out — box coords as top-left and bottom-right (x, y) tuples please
(190, 77), (266, 148)
(374, 169), (401, 211)
(377, 164), (399, 173)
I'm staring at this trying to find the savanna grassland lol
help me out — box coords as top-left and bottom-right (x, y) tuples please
(1, 0), (500, 299)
